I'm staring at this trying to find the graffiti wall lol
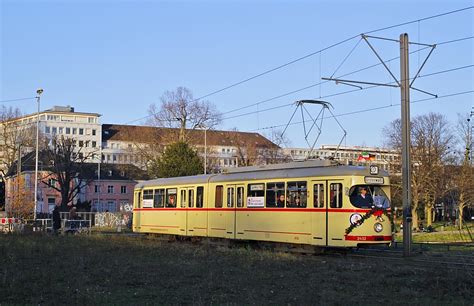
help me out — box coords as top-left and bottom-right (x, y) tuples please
(94, 203), (133, 228)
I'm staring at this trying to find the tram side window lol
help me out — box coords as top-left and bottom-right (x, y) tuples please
(287, 181), (307, 208)
(166, 188), (177, 207)
(330, 183), (343, 208)
(215, 185), (223, 208)
(236, 187), (244, 208)
(313, 184), (325, 208)
(196, 186), (204, 208)
(247, 184), (265, 208)
(266, 182), (285, 208)
(188, 189), (194, 208)
(227, 187), (235, 207)
(136, 192), (142, 208)
(154, 189), (164, 208)
(143, 190), (153, 208)
(180, 189), (186, 208)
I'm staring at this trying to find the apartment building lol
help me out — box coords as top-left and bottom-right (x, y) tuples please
(0, 106), (101, 170)
(283, 144), (400, 171)
(101, 124), (280, 171)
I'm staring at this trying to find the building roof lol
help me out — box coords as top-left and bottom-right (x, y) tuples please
(2, 106), (101, 124)
(102, 124), (279, 149)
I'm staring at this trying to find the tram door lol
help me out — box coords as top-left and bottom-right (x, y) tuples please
(311, 181), (327, 246)
(326, 180), (345, 247)
(224, 184), (244, 239)
(133, 190), (142, 231)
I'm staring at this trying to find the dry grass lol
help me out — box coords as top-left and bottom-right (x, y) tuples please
(1, 233), (473, 305)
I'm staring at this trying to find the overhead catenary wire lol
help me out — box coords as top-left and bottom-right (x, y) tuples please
(250, 90), (474, 132)
(221, 35), (473, 116)
(193, 6), (473, 103)
(0, 97), (36, 103)
(222, 64), (474, 121)
(123, 7), (474, 125)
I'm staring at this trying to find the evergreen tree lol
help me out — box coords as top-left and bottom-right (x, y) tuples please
(156, 142), (203, 178)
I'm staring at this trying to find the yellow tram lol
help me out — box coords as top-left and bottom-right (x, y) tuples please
(133, 160), (392, 247)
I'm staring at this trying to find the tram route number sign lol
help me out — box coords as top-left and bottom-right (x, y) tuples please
(369, 165), (379, 175)
(247, 197), (265, 208)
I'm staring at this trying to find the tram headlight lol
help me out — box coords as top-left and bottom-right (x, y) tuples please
(374, 223), (383, 233)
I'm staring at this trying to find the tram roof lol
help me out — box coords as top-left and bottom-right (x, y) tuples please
(136, 161), (388, 189)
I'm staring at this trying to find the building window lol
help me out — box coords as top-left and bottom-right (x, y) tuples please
(92, 129), (96, 136)
(79, 128), (84, 135)
(58, 127), (63, 134)
(121, 186), (127, 194)
(66, 127), (71, 134)
(48, 178), (56, 188)
(107, 201), (116, 212)
(108, 185), (114, 194)
(79, 141), (84, 147)
(92, 141), (96, 148)
(73, 128), (77, 134)
(45, 126), (50, 134)
(95, 185), (100, 193)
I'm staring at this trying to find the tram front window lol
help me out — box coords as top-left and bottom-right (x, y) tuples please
(349, 185), (390, 209)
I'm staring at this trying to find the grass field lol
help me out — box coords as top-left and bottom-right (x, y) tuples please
(1, 234), (473, 305)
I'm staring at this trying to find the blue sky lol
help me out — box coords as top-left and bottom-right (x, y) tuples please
(1, 0), (472, 148)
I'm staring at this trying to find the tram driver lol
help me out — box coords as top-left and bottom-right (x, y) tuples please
(354, 186), (373, 208)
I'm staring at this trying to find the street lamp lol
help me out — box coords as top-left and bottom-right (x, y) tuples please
(34, 88), (43, 220)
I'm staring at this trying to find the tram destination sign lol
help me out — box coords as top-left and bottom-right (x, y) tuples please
(364, 177), (384, 184)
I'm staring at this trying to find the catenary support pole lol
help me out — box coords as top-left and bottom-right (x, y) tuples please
(400, 33), (412, 257)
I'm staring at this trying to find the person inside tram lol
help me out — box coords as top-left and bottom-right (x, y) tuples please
(276, 194), (285, 207)
(168, 195), (176, 207)
(355, 186), (373, 208)
(295, 196), (301, 207)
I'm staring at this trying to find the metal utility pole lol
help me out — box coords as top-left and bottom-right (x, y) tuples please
(34, 88), (43, 220)
(400, 34), (412, 257)
(322, 33), (436, 257)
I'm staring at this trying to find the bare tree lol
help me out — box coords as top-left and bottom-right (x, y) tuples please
(382, 113), (454, 228)
(0, 106), (35, 178)
(264, 128), (290, 164)
(147, 87), (222, 142)
(41, 136), (97, 207)
(453, 113), (474, 228)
